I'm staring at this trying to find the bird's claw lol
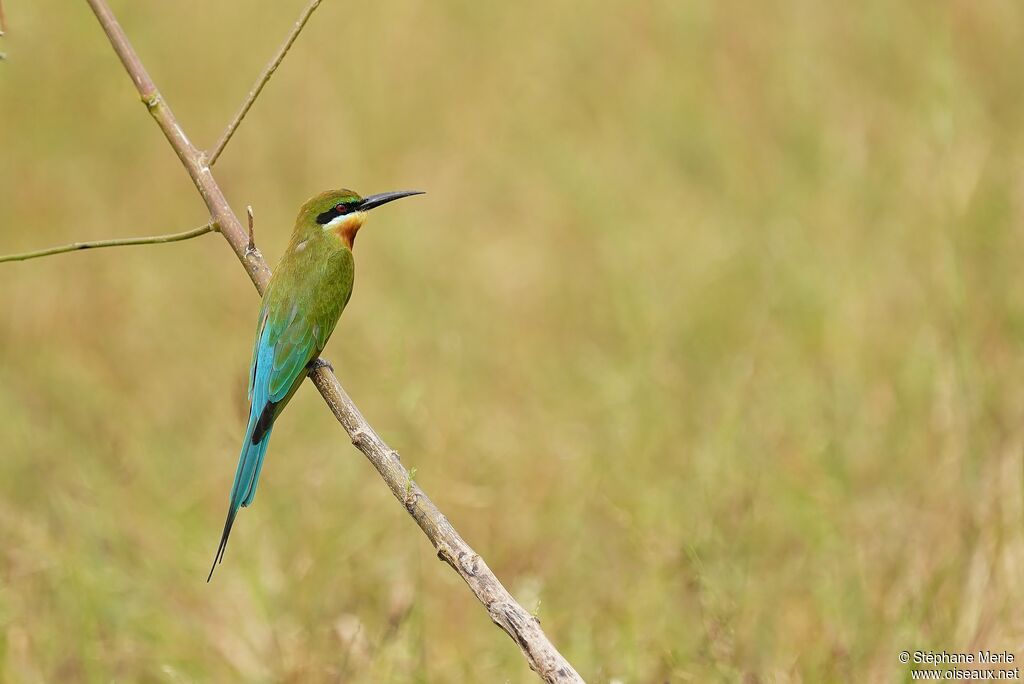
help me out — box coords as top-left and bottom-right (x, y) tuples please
(309, 358), (334, 373)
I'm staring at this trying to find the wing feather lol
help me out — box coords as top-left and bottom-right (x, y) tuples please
(256, 298), (320, 407)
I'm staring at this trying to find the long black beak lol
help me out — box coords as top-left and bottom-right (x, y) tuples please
(357, 190), (425, 212)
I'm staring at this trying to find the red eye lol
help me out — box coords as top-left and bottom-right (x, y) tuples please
(335, 203), (347, 213)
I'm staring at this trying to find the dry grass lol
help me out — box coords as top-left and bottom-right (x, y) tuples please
(2, 0), (1024, 681)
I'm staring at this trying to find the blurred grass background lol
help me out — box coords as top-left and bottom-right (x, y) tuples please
(2, 0), (1023, 681)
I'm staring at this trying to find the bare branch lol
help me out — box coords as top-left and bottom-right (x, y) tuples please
(82, 0), (272, 288)
(206, 0), (323, 166)
(81, 1), (584, 681)
(0, 223), (215, 264)
(309, 369), (586, 683)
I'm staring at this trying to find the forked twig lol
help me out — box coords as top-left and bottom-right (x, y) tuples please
(0, 223), (216, 263)
(206, 0), (323, 166)
(75, 1), (584, 681)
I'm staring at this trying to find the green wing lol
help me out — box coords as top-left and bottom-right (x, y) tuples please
(252, 298), (321, 409)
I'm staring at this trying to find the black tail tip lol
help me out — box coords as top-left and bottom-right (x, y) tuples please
(207, 508), (236, 583)
(207, 541), (227, 583)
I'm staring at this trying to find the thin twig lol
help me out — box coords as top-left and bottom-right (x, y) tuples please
(246, 205), (256, 252)
(206, 0), (322, 166)
(0, 223), (215, 264)
(82, 2), (584, 682)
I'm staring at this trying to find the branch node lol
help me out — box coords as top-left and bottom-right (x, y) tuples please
(459, 552), (481, 577)
(141, 91), (161, 110)
(351, 429), (370, 447)
(404, 467), (418, 504)
(246, 205), (256, 253)
(435, 542), (455, 565)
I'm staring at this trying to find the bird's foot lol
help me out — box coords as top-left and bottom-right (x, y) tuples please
(309, 357), (334, 373)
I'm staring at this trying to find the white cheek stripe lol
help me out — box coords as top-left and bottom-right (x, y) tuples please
(322, 212), (366, 232)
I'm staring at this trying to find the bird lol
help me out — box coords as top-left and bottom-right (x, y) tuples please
(208, 188), (423, 581)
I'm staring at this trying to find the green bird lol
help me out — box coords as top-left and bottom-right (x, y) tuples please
(208, 188), (423, 581)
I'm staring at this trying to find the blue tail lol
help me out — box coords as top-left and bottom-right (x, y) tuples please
(207, 420), (273, 582)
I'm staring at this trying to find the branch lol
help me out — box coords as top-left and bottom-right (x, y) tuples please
(307, 371), (584, 683)
(206, 0), (322, 166)
(81, 2), (584, 682)
(0, 223), (215, 264)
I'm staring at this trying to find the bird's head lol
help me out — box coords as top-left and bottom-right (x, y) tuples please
(297, 188), (424, 249)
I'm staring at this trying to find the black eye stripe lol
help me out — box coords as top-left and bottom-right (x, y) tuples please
(315, 202), (356, 225)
